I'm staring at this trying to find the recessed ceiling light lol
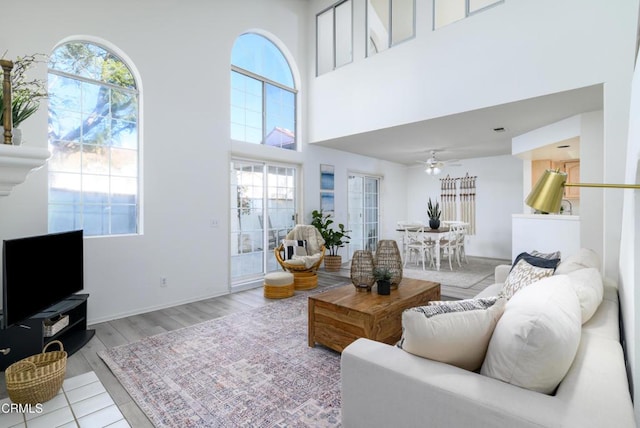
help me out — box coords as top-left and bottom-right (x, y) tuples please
(493, 127), (506, 132)
(557, 144), (570, 148)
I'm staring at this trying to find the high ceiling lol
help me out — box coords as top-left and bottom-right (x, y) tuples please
(311, 84), (603, 167)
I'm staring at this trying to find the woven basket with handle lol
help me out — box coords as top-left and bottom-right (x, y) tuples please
(5, 340), (67, 404)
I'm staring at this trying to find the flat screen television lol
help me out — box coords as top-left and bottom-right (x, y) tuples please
(2, 230), (84, 328)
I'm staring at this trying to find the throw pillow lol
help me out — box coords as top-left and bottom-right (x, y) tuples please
(555, 248), (601, 275)
(511, 252), (560, 272)
(530, 250), (562, 260)
(398, 297), (506, 371)
(501, 259), (555, 299)
(481, 275), (581, 394)
(567, 268), (604, 324)
(281, 239), (307, 260)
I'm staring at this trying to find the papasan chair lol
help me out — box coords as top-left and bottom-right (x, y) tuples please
(275, 224), (326, 290)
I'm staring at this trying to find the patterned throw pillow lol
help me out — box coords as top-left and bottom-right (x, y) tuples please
(501, 259), (555, 299)
(281, 240), (307, 260)
(398, 297), (506, 371)
(511, 252), (560, 272)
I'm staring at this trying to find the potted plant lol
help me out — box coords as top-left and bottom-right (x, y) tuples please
(372, 267), (392, 295)
(0, 54), (48, 145)
(427, 198), (441, 229)
(311, 209), (351, 272)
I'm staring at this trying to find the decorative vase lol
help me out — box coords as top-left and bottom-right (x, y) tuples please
(350, 250), (375, 292)
(324, 255), (342, 272)
(373, 240), (403, 289)
(376, 280), (391, 295)
(0, 127), (21, 145)
(429, 218), (440, 230)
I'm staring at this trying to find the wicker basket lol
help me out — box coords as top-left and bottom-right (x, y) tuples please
(5, 340), (67, 405)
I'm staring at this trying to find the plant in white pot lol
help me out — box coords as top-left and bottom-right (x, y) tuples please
(0, 53), (48, 145)
(311, 209), (351, 272)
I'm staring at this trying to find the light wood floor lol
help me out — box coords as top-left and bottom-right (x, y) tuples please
(0, 272), (350, 427)
(0, 267), (497, 427)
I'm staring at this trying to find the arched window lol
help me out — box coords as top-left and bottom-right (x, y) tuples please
(231, 33), (297, 150)
(48, 41), (140, 236)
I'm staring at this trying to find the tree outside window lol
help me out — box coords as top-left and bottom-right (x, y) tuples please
(48, 41), (140, 236)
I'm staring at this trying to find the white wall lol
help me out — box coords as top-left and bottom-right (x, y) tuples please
(300, 145), (408, 253)
(406, 154), (522, 260)
(621, 48), (640, 422)
(0, 0), (316, 323)
(308, 0), (638, 278)
(0, 0), (411, 324)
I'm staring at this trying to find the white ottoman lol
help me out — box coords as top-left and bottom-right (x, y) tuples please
(264, 272), (295, 299)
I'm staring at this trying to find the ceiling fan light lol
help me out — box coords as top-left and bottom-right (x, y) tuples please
(433, 166), (442, 175)
(425, 167), (433, 174)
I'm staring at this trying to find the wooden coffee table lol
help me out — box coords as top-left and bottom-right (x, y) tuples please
(308, 278), (440, 352)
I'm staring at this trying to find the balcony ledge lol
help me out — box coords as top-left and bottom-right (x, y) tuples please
(0, 144), (50, 197)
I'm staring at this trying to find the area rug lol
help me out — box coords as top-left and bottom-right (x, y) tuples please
(98, 286), (345, 427)
(403, 256), (504, 288)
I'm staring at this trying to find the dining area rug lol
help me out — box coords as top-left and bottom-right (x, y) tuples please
(402, 256), (509, 299)
(98, 285), (344, 427)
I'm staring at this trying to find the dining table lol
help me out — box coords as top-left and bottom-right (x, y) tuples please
(396, 225), (451, 271)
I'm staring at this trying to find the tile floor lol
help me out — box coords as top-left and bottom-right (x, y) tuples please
(0, 371), (129, 428)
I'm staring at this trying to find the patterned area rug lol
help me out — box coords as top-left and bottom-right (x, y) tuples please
(98, 286), (345, 427)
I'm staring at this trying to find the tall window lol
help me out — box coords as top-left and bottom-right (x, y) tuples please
(434, 0), (503, 29)
(368, 0), (415, 56)
(317, 0), (353, 75)
(48, 41), (139, 236)
(348, 174), (380, 254)
(231, 33), (297, 150)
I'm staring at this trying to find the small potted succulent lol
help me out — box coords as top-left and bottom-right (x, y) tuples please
(373, 267), (392, 295)
(427, 198), (441, 230)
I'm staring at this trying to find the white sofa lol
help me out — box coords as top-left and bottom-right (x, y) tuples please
(341, 254), (636, 428)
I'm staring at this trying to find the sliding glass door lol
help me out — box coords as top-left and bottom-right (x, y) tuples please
(348, 174), (380, 255)
(230, 159), (297, 287)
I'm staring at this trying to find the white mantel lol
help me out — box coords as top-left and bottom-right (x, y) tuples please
(512, 214), (580, 262)
(0, 144), (50, 197)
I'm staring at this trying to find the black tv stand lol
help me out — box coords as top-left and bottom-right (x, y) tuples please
(0, 294), (94, 371)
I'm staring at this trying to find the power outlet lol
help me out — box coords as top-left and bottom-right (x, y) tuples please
(160, 277), (168, 287)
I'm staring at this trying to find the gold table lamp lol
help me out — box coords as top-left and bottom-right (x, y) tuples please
(526, 169), (640, 213)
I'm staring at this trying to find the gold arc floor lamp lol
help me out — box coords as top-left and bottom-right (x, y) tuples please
(526, 169), (640, 213)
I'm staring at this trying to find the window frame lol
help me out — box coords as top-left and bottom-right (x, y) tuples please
(47, 40), (141, 237)
(230, 34), (298, 150)
(231, 65), (297, 149)
(316, 0), (354, 76)
(366, 0), (416, 57)
(433, 0), (504, 30)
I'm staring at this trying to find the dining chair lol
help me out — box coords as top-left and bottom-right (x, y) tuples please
(403, 226), (436, 270)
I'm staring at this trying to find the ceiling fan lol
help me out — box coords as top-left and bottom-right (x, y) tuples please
(417, 150), (460, 175)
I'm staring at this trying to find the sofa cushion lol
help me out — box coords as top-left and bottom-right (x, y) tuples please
(481, 275), (582, 394)
(501, 258), (555, 299)
(555, 248), (601, 274)
(567, 268), (604, 324)
(398, 297), (506, 371)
